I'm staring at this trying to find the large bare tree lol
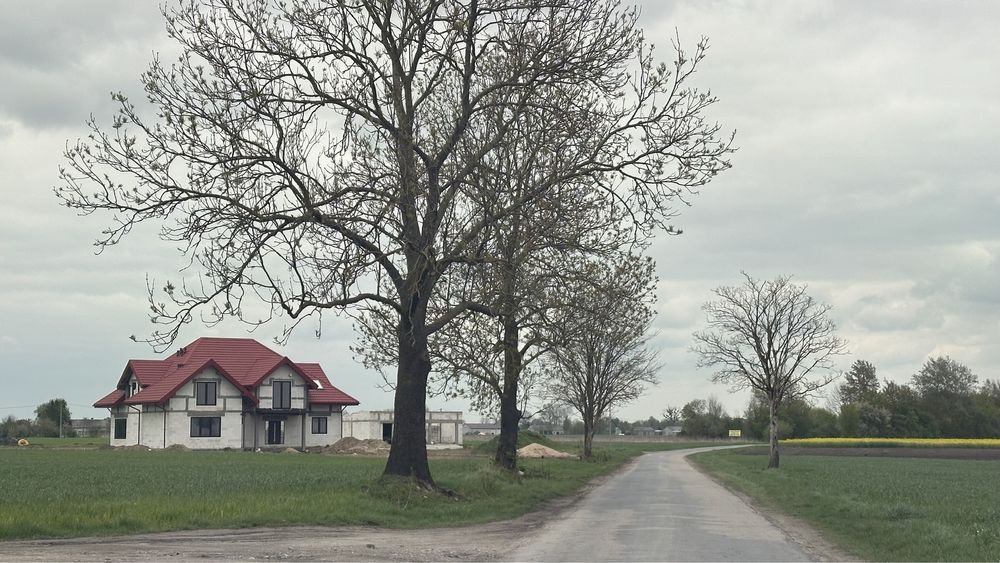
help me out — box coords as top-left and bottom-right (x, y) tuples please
(545, 255), (660, 459)
(692, 273), (846, 468)
(57, 0), (731, 487)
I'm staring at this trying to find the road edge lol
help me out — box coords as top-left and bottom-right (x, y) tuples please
(683, 449), (858, 563)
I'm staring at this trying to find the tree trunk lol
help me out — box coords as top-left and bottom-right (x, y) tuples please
(383, 309), (434, 487)
(582, 416), (594, 459)
(495, 314), (523, 471)
(767, 399), (780, 469)
(495, 386), (520, 470)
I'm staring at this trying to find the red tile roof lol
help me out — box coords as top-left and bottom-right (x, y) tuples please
(93, 337), (358, 408)
(300, 363), (360, 405)
(94, 389), (125, 408)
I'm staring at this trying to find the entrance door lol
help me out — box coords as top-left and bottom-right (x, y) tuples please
(266, 420), (284, 445)
(381, 422), (393, 443)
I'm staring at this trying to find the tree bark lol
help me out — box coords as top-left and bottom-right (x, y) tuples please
(495, 316), (522, 470)
(582, 416), (594, 460)
(767, 399), (780, 469)
(383, 307), (434, 487)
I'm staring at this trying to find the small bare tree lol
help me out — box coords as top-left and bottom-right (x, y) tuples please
(545, 255), (660, 459)
(692, 273), (846, 468)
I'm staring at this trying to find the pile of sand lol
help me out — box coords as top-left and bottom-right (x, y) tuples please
(517, 443), (576, 459)
(311, 437), (391, 456)
(282, 447), (300, 454)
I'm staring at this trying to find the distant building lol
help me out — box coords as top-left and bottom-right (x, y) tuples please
(464, 422), (501, 436)
(70, 418), (110, 438)
(632, 426), (658, 437)
(344, 410), (464, 445)
(662, 425), (682, 436)
(528, 421), (565, 436)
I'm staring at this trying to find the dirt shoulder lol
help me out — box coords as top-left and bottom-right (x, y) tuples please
(0, 459), (636, 562)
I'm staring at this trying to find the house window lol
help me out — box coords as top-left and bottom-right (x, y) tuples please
(190, 416), (221, 437)
(272, 380), (291, 409)
(195, 381), (217, 406)
(311, 416), (328, 434)
(113, 418), (127, 439)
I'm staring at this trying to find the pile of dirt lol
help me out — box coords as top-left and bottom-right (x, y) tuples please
(473, 430), (556, 455)
(117, 444), (151, 451)
(282, 447), (301, 454)
(311, 437), (391, 456)
(165, 444), (190, 451)
(517, 443), (575, 459)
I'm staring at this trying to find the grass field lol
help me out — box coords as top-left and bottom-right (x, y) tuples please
(17, 436), (107, 447)
(0, 441), (713, 540)
(782, 437), (1000, 448)
(690, 448), (1000, 561)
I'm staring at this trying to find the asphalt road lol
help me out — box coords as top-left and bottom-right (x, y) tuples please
(508, 446), (812, 562)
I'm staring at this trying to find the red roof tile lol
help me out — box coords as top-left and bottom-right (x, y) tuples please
(94, 389), (125, 408)
(94, 337), (358, 408)
(300, 363), (360, 405)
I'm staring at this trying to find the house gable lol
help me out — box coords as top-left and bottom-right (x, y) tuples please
(256, 363), (311, 410)
(165, 364), (250, 413)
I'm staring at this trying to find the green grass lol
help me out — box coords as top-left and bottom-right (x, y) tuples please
(782, 437), (1000, 448)
(19, 436), (107, 447)
(0, 442), (715, 540)
(690, 449), (1000, 561)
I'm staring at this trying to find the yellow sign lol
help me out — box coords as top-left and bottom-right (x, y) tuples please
(728, 429), (741, 438)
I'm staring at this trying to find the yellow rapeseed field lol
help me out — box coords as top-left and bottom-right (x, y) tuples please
(782, 437), (1000, 448)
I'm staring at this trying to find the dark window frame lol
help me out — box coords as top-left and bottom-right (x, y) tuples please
(194, 380), (217, 406)
(113, 418), (127, 439)
(266, 419), (284, 444)
(272, 380), (292, 409)
(190, 416), (221, 437)
(311, 416), (328, 434)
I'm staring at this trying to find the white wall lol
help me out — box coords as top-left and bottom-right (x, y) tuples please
(108, 404), (140, 447)
(343, 410), (464, 445)
(163, 366), (245, 449)
(303, 406), (344, 448)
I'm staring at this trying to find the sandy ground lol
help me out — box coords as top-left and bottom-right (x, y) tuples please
(0, 449), (847, 562)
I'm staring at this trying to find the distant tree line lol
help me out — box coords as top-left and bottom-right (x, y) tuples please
(1, 399), (75, 440)
(534, 355), (1000, 441)
(835, 357), (1000, 438)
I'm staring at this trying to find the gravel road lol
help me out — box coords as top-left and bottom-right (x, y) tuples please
(509, 446), (817, 561)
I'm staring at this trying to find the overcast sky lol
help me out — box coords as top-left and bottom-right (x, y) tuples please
(1, 1), (998, 424)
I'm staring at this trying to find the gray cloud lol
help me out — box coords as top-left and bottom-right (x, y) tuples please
(2, 1), (1000, 422)
(0, 2), (169, 129)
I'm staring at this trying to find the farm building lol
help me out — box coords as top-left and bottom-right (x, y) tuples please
(93, 337), (359, 450)
(69, 418), (110, 438)
(464, 422), (501, 436)
(344, 410), (464, 445)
